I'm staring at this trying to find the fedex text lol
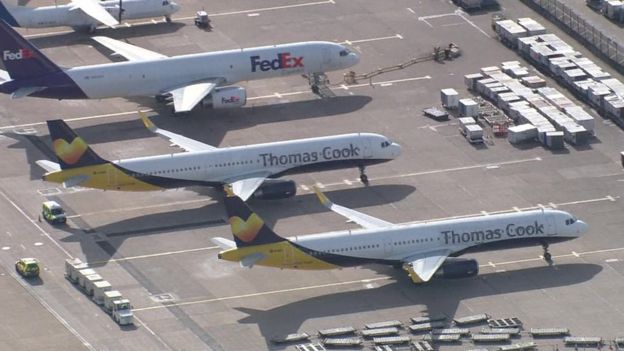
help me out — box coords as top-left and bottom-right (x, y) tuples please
(250, 52), (304, 72)
(3, 49), (33, 61)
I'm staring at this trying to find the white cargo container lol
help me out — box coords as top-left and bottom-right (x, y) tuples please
(564, 106), (595, 133)
(441, 88), (460, 109)
(517, 18), (547, 36)
(84, 274), (103, 296)
(65, 258), (88, 284)
(464, 73), (484, 90)
(562, 124), (589, 145)
(104, 290), (123, 312)
(495, 20), (528, 47)
(604, 1), (623, 20)
(507, 124), (538, 143)
(545, 131), (565, 149)
(458, 117), (476, 128)
(521, 76), (546, 88)
(77, 268), (97, 288)
(93, 280), (112, 305)
(463, 124), (484, 143)
(459, 99), (479, 117)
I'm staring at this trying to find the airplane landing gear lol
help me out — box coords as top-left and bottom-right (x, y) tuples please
(542, 242), (553, 265)
(165, 16), (172, 23)
(359, 165), (369, 186)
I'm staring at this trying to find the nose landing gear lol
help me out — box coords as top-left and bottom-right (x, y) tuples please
(542, 242), (553, 265)
(358, 165), (369, 186)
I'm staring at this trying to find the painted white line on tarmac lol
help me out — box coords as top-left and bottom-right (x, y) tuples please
(0, 189), (72, 258)
(8, 270), (96, 350)
(0, 75), (430, 131)
(133, 276), (391, 312)
(133, 243), (624, 312)
(24, 0), (335, 38)
(339, 34), (403, 45)
(65, 198), (212, 219)
(88, 246), (219, 265)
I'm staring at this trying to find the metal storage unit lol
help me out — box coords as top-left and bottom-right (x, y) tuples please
(441, 88), (460, 108)
(507, 124), (538, 143)
(459, 99), (479, 117)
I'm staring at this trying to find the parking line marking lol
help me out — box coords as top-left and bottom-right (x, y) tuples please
(407, 8), (415, 14)
(340, 34), (403, 45)
(88, 246), (219, 265)
(24, 0), (335, 38)
(133, 276), (392, 311)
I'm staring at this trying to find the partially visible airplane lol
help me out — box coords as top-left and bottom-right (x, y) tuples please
(0, 0), (180, 32)
(213, 188), (588, 283)
(36, 113), (401, 200)
(0, 19), (359, 113)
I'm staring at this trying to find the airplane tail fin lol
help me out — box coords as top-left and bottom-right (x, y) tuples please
(223, 189), (287, 248)
(46, 119), (108, 170)
(0, 19), (62, 80)
(0, 1), (20, 27)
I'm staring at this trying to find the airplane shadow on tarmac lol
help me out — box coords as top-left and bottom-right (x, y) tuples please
(234, 263), (602, 350)
(5, 94), (372, 181)
(51, 184), (415, 266)
(27, 22), (186, 50)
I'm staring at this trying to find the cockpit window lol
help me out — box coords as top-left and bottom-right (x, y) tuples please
(339, 49), (350, 57)
(381, 141), (391, 148)
(565, 217), (578, 225)
(162, 0), (169, 5)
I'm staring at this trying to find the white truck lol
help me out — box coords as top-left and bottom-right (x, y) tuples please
(111, 299), (134, 326)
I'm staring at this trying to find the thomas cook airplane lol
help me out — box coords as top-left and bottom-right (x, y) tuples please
(0, 0), (180, 31)
(0, 19), (359, 113)
(213, 189), (588, 283)
(36, 113), (401, 200)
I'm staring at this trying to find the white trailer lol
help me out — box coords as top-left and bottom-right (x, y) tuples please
(92, 280), (112, 305)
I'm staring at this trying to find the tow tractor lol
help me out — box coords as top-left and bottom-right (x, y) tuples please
(194, 11), (211, 29)
(42, 200), (66, 224)
(111, 299), (134, 325)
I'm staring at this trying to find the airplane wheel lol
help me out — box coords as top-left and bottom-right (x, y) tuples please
(360, 174), (369, 185)
(165, 16), (172, 23)
(544, 252), (552, 262)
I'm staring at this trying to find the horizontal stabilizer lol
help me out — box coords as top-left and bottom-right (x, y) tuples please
(35, 160), (60, 172)
(240, 252), (265, 268)
(0, 69), (9, 82)
(11, 86), (44, 99)
(62, 174), (89, 188)
(211, 237), (236, 250)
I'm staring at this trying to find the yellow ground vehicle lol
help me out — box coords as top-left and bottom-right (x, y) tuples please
(42, 201), (66, 224)
(15, 258), (40, 278)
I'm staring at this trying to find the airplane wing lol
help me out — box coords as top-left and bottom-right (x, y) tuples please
(70, 0), (119, 27)
(0, 69), (9, 82)
(402, 249), (452, 283)
(140, 111), (216, 152)
(167, 79), (221, 113)
(227, 175), (271, 201)
(11, 86), (45, 99)
(92, 36), (167, 61)
(313, 187), (394, 229)
(36, 160), (61, 172)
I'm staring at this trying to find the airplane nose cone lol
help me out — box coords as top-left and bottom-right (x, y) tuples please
(390, 142), (402, 158)
(170, 2), (181, 13)
(349, 52), (360, 67)
(576, 220), (589, 235)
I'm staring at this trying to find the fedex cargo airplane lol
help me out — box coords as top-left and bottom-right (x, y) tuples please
(0, 19), (359, 113)
(36, 113), (401, 200)
(0, 0), (180, 31)
(213, 188), (588, 282)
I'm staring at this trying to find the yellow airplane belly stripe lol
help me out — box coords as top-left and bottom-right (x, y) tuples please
(220, 241), (338, 270)
(43, 164), (163, 191)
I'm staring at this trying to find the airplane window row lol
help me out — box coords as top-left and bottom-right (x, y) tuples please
(394, 238), (434, 246)
(316, 244), (381, 254)
(138, 166), (201, 176)
(210, 160), (256, 168)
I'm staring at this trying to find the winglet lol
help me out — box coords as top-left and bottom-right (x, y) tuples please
(139, 111), (157, 132)
(313, 186), (332, 208)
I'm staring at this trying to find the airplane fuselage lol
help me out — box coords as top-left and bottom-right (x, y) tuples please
(219, 209), (586, 270)
(43, 133), (400, 191)
(3, 0), (178, 28)
(1, 41), (358, 100)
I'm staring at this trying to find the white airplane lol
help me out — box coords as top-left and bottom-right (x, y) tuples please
(213, 188), (588, 282)
(0, 20), (360, 113)
(36, 113), (401, 200)
(0, 0), (180, 32)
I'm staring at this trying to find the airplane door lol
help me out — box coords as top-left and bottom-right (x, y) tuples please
(383, 236), (393, 255)
(546, 213), (556, 235)
(321, 48), (332, 71)
(361, 135), (373, 159)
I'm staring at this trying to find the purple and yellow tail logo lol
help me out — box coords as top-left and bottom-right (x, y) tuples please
(229, 214), (263, 243)
(53, 137), (88, 165)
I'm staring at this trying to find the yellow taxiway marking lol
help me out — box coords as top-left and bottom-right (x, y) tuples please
(24, 0), (335, 38)
(133, 276), (391, 312)
(132, 244), (624, 312)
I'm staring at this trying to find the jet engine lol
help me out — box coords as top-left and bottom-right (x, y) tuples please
(202, 87), (247, 109)
(433, 258), (479, 279)
(252, 179), (297, 200)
